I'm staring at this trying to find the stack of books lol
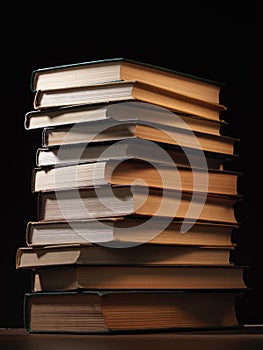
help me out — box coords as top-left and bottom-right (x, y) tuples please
(16, 58), (247, 334)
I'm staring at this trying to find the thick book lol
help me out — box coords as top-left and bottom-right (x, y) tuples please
(35, 140), (239, 172)
(30, 57), (225, 104)
(33, 80), (227, 122)
(25, 100), (227, 135)
(40, 119), (239, 156)
(31, 158), (241, 197)
(25, 217), (239, 248)
(24, 290), (242, 333)
(37, 185), (241, 224)
(32, 265), (247, 292)
(16, 244), (237, 269)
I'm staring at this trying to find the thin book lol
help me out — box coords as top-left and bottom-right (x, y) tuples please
(24, 101), (227, 135)
(16, 244), (237, 269)
(32, 264), (247, 292)
(35, 139), (239, 171)
(24, 217), (239, 248)
(40, 119), (238, 156)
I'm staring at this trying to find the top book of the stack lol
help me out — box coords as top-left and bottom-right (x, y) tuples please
(30, 57), (225, 105)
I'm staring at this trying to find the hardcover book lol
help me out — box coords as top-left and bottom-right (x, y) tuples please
(25, 100), (227, 134)
(32, 265), (247, 292)
(24, 217), (239, 248)
(37, 185), (241, 224)
(35, 140), (239, 171)
(16, 244), (237, 269)
(40, 119), (238, 156)
(31, 158), (241, 196)
(24, 290), (242, 333)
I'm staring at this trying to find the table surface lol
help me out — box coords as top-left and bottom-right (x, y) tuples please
(1, 327), (263, 350)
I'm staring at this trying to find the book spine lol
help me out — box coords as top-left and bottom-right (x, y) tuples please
(41, 128), (49, 147)
(33, 90), (41, 109)
(25, 222), (33, 246)
(37, 192), (43, 221)
(23, 293), (31, 332)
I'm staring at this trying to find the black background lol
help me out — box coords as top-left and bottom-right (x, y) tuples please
(1, 2), (260, 327)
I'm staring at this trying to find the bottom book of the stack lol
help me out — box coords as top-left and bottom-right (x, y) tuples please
(24, 289), (245, 334)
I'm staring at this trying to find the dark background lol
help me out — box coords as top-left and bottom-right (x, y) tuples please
(1, 2), (260, 327)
